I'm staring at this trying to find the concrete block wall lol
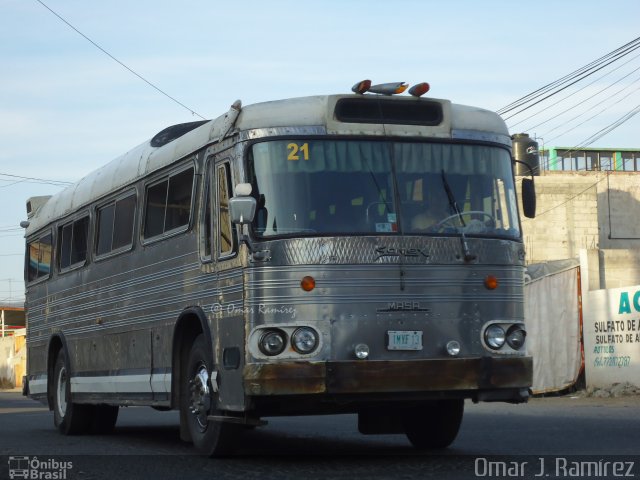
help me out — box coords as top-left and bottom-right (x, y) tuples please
(517, 171), (640, 290)
(600, 250), (640, 289)
(598, 174), (640, 248)
(520, 172), (601, 264)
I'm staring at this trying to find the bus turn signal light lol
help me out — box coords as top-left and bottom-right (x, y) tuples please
(484, 275), (499, 290)
(301, 276), (316, 292)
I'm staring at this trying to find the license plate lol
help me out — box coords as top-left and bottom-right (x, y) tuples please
(387, 330), (423, 350)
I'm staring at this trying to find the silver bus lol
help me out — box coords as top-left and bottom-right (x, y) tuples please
(23, 81), (536, 455)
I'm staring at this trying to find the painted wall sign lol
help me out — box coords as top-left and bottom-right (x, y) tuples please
(583, 285), (640, 388)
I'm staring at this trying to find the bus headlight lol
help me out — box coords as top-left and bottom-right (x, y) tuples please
(259, 329), (287, 356)
(484, 325), (506, 350)
(291, 327), (319, 354)
(506, 325), (526, 350)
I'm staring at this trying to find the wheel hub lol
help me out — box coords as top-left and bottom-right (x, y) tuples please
(56, 366), (67, 417)
(189, 364), (212, 431)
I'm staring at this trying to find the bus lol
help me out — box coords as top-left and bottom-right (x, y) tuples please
(23, 80), (535, 455)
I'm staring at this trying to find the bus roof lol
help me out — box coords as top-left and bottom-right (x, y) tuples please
(24, 94), (509, 236)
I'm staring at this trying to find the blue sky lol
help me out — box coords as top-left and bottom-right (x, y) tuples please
(1, 0), (639, 302)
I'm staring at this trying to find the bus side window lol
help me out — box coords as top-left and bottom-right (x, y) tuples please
(113, 195), (136, 249)
(216, 163), (235, 257)
(26, 232), (52, 282)
(165, 169), (194, 231)
(144, 167), (194, 239)
(59, 215), (89, 270)
(97, 193), (136, 256)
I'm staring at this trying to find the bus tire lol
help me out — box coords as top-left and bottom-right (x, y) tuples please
(52, 349), (91, 435)
(403, 399), (464, 449)
(90, 405), (119, 434)
(181, 333), (238, 456)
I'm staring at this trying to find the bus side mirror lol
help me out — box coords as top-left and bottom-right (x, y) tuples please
(521, 177), (536, 218)
(230, 183), (257, 225)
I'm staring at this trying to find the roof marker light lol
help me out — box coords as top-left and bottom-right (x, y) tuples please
(368, 82), (408, 95)
(351, 79), (372, 94)
(409, 82), (430, 97)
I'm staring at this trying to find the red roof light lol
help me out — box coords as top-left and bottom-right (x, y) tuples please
(409, 82), (430, 97)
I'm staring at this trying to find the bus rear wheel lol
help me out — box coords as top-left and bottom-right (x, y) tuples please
(52, 349), (91, 435)
(181, 334), (238, 456)
(403, 399), (464, 449)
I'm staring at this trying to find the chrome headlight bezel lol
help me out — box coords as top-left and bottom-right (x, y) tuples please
(506, 325), (527, 350)
(482, 321), (527, 353)
(258, 329), (287, 356)
(291, 327), (319, 354)
(484, 324), (506, 350)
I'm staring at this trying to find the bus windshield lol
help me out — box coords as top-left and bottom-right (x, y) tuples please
(248, 140), (521, 240)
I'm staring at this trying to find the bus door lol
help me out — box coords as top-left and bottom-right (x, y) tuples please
(211, 158), (245, 411)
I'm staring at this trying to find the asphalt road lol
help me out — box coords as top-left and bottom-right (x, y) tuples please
(1, 389), (639, 479)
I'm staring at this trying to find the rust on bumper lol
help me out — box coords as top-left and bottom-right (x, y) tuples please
(244, 362), (327, 396)
(243, 356), (532, 396)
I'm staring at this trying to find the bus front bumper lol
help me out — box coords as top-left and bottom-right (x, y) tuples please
(244, 356), (532, 401)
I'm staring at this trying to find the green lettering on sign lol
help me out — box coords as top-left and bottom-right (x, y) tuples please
(619, 292), (631, 314)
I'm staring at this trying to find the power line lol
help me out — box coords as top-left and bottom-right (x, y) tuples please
(542, 84), (640, 143)
(502, 37), (640, 176)
(499, 40), (639, 114)
(502, 39), (640, 159)
(528, 102), (640, 175)
(526, 174), (609, 218)
(509, 51), (640, 130)
(502, 40), (640, 121)
(0, 180), (27, 189)
(498, 36), (640, 115)
(34, 0), (205, 120)
(572, 103), (640, 150)
(0, 172), (72, 187)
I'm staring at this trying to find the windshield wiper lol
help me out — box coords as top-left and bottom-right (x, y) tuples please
(440, 170), (476, 263)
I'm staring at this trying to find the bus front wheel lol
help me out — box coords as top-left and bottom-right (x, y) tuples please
(52, 349), (91, 435)
(181, 334), (238, 456)
(403, 399), (464, 449)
